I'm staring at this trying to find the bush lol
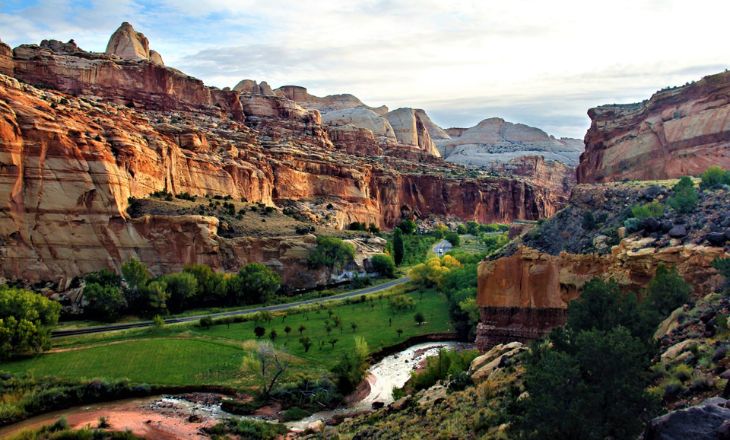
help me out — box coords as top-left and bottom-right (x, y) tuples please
(307, 236), (355, 276)
(183, 264), (228, 306)
(631, 201), (664, 219)
(409, 349), (479, 392)
(643, 264), (691, 321)
(623, 217), (642, 233)
(84, 269), (121, 287)
(199, 316), (213, 329)
(700, 165), (730, 189)
(0, 287), (61, 359)
(370, 254), (396, 277)
(667, 176), (698, 213)
(444, 231), (460, 247)
(331, 336), (369, 393)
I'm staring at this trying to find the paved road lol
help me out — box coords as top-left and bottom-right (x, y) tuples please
(433, 239), (453, 256)
(52, 276), (411, 338)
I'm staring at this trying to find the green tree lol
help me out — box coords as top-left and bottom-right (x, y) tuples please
(307, 236), (355, 277)
(370, 254), (396, 277)
(229, 263), (281, 305)
(121, 258), (150, 310)
(466, 221), (480, 235)
(83, 283), (126, 322)
(456, 224), (468, 234)
(445, 231), (460, 247)
(393, 228), (405, 266)
(643, 264), (691, 321)
(517, 328), (656, 440)
(159, 272), (198, 312)
(0, 287), (61, 359)
(142, 280), (169, 315)
(414, 311), (425, 326)
(183, 264), (227, 305)
(398, 219), (417, 234)
(667, 176), (698, 213)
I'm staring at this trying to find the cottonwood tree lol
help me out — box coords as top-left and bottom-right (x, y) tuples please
(242, 342), (289, 398)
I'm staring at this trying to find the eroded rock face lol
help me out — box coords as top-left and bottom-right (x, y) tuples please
(275, 85), (388, 115)
(578, 70), (730, 183)
(438, 117), (583, 167)
(233, 79), (274, 96)
(385, 108), (441, 157)
(0, 24), (570, 289)
(475, 243), (729, 350)
(0, 40), (12, 75)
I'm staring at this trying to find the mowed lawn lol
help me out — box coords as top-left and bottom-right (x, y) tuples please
(0, 290), (453, 386)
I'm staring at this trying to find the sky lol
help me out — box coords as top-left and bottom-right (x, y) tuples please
(1, 0), (729, 138)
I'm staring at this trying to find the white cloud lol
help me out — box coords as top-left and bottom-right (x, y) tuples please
(3, 0), (729, 138)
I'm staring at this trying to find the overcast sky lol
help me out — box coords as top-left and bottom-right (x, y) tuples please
(2, 0), (728, 138)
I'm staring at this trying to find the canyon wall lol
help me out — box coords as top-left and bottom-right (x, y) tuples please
(0, 23), (567, 288)
(476, 242), (728, 350)
(578, 71), (730, 183)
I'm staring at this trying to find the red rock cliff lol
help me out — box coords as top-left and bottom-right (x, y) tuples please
(476, 242), (728, 350)
(578, 71), (730, 183)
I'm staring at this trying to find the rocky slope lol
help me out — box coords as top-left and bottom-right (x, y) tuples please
(578, 70), (730, 183)
(476, 181), (730, 350)
(437, 117), (584, 167)
(0, 23), (566, 289)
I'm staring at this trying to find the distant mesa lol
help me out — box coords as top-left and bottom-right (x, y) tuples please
(436, 117), (584, 168)
(105, 21), (164, 66)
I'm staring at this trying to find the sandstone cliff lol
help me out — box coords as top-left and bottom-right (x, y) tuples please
(0, 24), (567, 288)
(476, 242), (728, 350)
(577, 70), (730, 183)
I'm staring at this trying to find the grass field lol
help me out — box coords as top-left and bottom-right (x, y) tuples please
(0, 288), (452, 387)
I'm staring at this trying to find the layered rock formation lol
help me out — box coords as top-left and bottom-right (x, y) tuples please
(0, 23), (568, 289)
(275, 85), (388, 115)
(0, 40), (12, 76)
(476, 181), (730, 350)
(476, 242), (728, 350)
(437, 117), (584, 167)
(578, 70), (730, 183)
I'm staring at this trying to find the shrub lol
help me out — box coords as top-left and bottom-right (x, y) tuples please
(370, 254), (396, 277)
(121, 258), (150, 310)
(84, 269), (121, 287)
(631, 201), (664, 219)
(643, 264), (691, 321)
(582, 211), (597, 230)
(331, 336), (369, 393)
(199, 316), (213, 329)
(713, 257), (730, 291)
(667, 176), (698, 213)
(307, 236), (355, 275)
(700, 165), (730, 189)
(624, 217), (642, 233)
(183, 264), (227, 306)
(444, 231), (460, 247)
(409, 349), (479, 392)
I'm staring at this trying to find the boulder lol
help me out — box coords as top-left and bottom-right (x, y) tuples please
(306, 419), (325, 433)
(668, 225), (687, 238)
(149, 49), (164, 66)
(706, 232), (727, 246)
(661, 339), (698, 362)
(643, 398), (730, 440)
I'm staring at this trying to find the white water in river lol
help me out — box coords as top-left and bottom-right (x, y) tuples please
(286, 340), (468, 430)
(0, 341), (470, 436)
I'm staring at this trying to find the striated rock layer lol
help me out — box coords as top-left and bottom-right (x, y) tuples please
(0, 23), (567, 288)
(578, 70), (730, 183)
(476, 242), (728, 350)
